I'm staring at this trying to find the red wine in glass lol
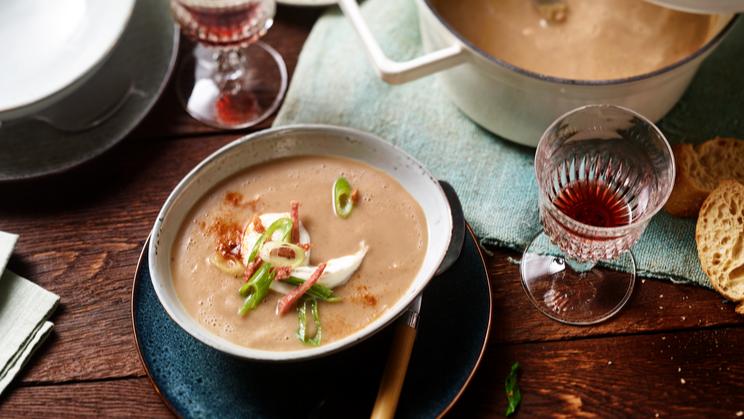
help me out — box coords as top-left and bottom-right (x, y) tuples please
(552, 179), (632, 229)
(173, 0), (269, 47)
(521, 105), (675, 325)
(170, 0), (287, 129)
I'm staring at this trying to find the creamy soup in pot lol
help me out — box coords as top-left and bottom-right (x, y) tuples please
(171, 155), (428, 351)
(431, 0), (715, 80)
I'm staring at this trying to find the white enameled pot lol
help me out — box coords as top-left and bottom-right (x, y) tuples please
(148, 125), (452, 361)
(338, 0), (739, 147)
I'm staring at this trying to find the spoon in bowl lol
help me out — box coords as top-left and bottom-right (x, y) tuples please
(369, 181), (465, 419)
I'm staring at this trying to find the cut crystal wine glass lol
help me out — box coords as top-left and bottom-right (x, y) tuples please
(171, 0), (287, 129)
(521, 104), (675, 325)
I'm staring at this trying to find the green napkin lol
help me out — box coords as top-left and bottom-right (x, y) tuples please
(0, 232), (16, 275)
(0, 233), (59, 395)
(274, 0), (744, 288)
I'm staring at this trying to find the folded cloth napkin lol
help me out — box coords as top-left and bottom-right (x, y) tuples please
(0, 232), (59, 396)
(273, 0), (744, 288)
(0, 232), (16, 274)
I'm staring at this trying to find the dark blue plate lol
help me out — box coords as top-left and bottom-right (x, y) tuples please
(132, 226), (491, 418)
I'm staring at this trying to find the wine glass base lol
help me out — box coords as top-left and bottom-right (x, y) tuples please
(520, 231), (636, 325)
(176, 41), (288, 130)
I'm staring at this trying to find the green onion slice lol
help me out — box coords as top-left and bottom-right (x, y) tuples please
(333, 177), (354, 219)
(504, 362), (521, 416)
(245, 217), (293, 265)
(238, 263), (275, 316)
(208, 253), (244, 277)
(284, 277), (340, 302)
(259, 241), (306, 268)
(296, 298), (322, 346)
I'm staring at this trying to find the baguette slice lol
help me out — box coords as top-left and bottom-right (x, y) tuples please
(665, 137), (744, 217)
(695, 180), (744, 314)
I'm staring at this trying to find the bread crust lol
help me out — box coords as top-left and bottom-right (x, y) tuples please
(665, 137), (744, 217)
(664, 144), (708, 217)
(695, 180), (744, 312)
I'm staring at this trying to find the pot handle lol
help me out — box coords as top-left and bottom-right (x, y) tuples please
(338, 0), (467, 84)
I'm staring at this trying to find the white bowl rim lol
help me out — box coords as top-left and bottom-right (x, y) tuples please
(148, 124), (453, 361)
(420, 0), (740, 86)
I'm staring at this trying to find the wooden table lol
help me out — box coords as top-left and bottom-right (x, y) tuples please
(1, 7), (743, 418)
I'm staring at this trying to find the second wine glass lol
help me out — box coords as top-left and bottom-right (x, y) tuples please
(521, 104), (675, 325)
(171, 0), (287, 129)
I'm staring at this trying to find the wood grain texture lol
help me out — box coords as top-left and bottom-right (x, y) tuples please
(488, 249), (744, 344)
(3, 329), (743, 418)
(1, 5), (743, 417)
(449, 327), (744, 418)
(1, 133), (742, 387)
(0, 378), (173, 418)
(0, 136), (237, 384)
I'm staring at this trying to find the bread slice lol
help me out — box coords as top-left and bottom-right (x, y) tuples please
(696, 180), (744, 314)
(665, 137), (744, 217)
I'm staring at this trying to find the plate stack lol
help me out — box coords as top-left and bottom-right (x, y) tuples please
(0, 0), (179, 182)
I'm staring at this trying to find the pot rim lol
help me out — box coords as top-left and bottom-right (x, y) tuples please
(421, 0), (740, 86)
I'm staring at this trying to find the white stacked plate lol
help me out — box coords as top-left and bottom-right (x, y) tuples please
(0, 0), (179, 182)
(0, 0), (135, 120)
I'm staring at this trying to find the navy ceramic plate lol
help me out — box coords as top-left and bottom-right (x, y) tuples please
(132, 226), (492, 418)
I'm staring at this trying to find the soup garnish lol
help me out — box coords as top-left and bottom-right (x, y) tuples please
(171, 155), (427, 351)
(207, 199), (368, 346)
(333, 176), (357, 219)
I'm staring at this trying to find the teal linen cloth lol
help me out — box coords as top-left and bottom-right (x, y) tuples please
(274, 0), (744, 288)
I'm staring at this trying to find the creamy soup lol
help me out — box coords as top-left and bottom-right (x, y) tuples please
(432, 0), (715, 80)
(171, 156), (427, 351)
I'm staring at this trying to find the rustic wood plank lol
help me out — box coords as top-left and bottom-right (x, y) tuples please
(0, 6), (742, 418)
(0, 136), (236, 384)
(487, 248), (744, 344)
(130, 6), (321, 140)
(1, 133), (742, 385)
(449, 326), (744, 418)
(0, 378), (173, 418)
(3, 327), (742, 418)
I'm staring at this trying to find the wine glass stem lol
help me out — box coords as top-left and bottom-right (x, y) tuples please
(214, 48), (248, 94)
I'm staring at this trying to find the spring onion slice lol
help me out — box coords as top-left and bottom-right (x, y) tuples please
(284, 277), (341, 302)
(239, 262), (270, 297)
(208, 253), (244, 277)
(333, 177), (354, 219)
(245, 217), (293, 265)
(296, 298), (322, 346)
(238, 263), (275, 316)
(259, 241), (306, 268)
(504, 362), (521, 416)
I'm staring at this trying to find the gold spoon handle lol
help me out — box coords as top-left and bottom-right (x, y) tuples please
(370, 322), (418, 419)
